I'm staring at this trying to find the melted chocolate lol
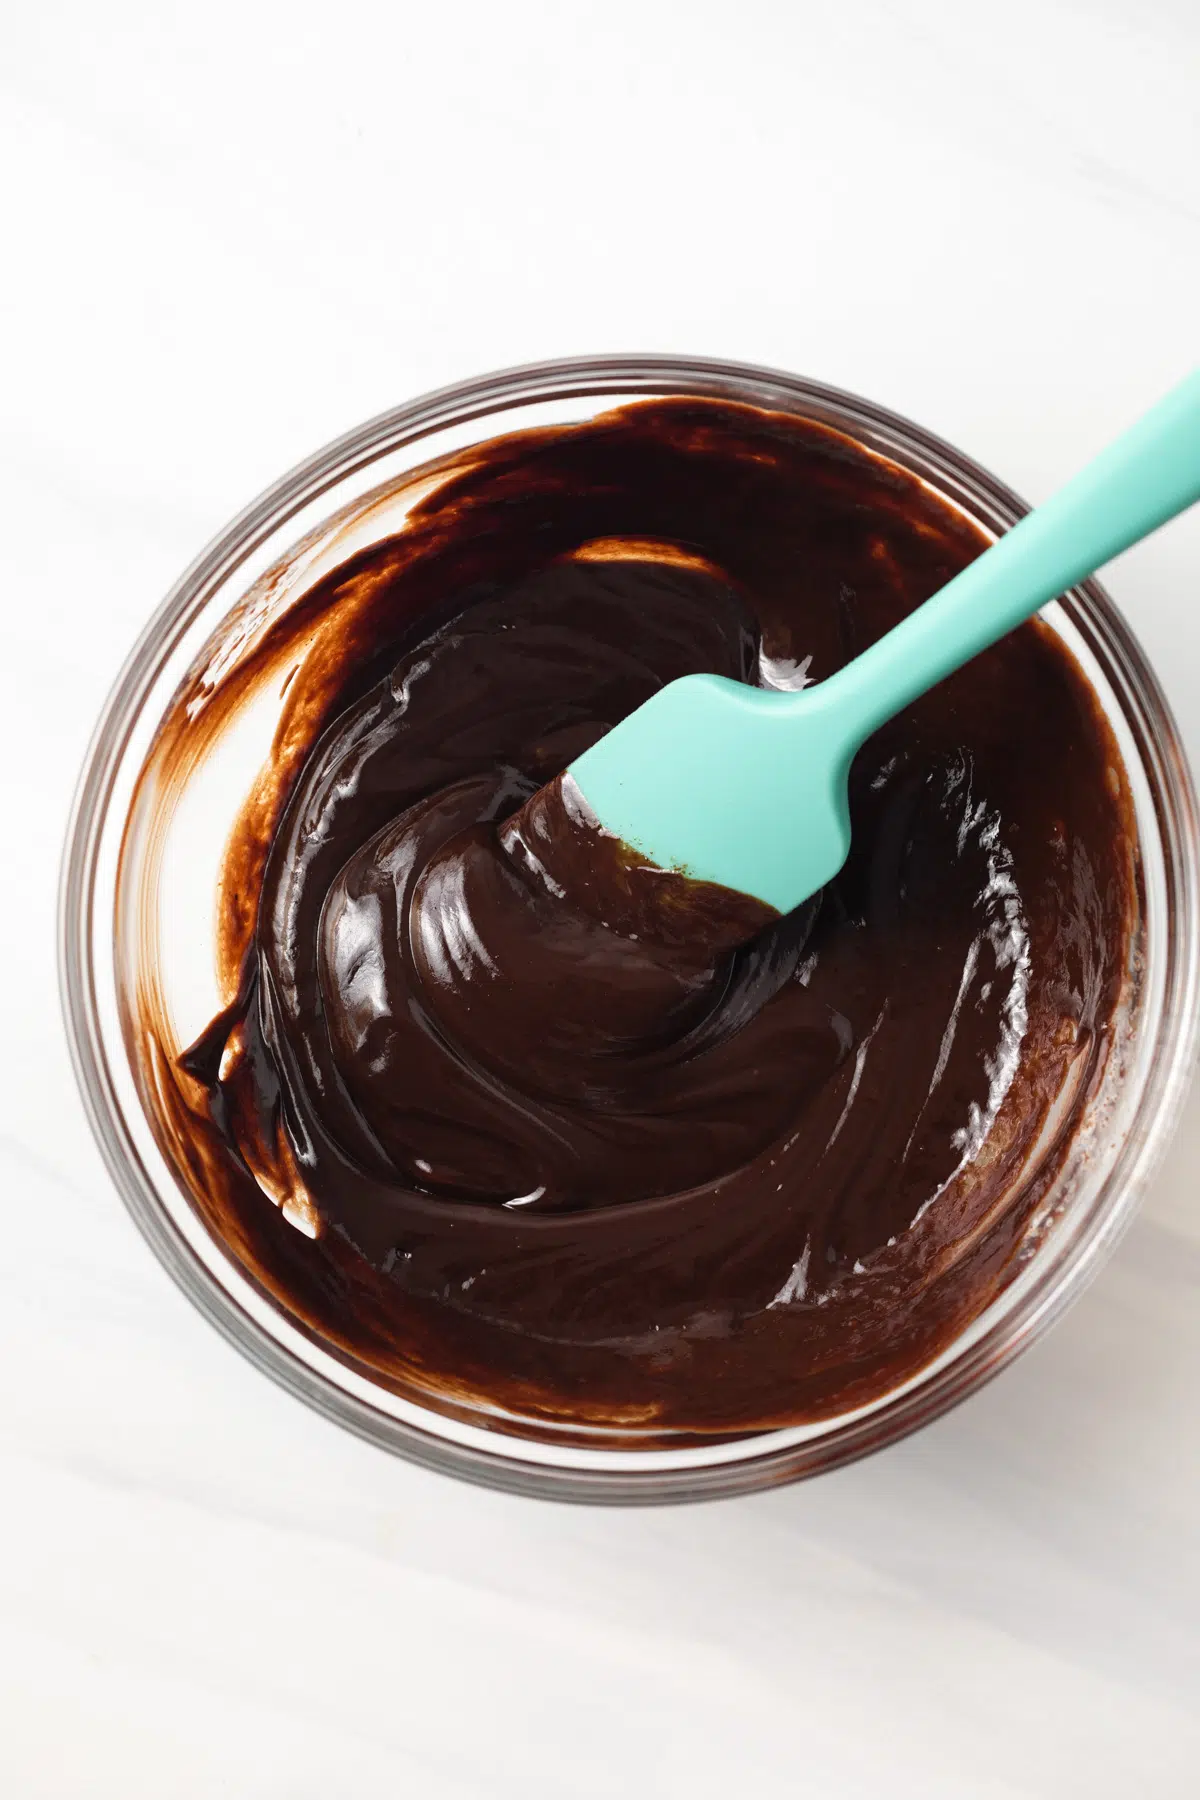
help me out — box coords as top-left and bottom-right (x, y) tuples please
(139, 398), (1136, 1443)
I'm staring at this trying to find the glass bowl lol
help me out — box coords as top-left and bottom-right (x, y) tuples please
(59, 356), (1200, 1502)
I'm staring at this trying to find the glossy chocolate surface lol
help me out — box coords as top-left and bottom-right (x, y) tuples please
(139, 399), (1135, 1441)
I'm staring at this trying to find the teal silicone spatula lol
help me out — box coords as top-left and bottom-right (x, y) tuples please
(567, 370), (1200, 915)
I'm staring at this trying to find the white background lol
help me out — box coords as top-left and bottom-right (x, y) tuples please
(2, 3), (1199, 1795)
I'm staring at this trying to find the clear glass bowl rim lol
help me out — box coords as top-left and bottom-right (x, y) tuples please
(59, 353), (1200, 1504)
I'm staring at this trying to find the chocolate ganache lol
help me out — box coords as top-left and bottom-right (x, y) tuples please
(134, 398), (1136, 1441)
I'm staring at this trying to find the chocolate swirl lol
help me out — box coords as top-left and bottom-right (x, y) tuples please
(144, 399), (1134, 1441)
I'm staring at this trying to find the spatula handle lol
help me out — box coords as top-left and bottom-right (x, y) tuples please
(818, 368), (1200, 748)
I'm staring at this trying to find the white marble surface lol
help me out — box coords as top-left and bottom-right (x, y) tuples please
(3, 2), (1199, 1793)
